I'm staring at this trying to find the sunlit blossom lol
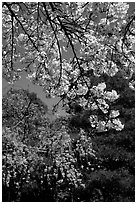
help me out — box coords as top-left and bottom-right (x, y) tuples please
(106, 118), (124, 131)
(109, 110), (120, 118)
(77, 84), (88, 95)
(89, 115), (98, 127)
(112, 118), (124, 131)
(18, 33), (27, 41)
(105, 90), (120, 102)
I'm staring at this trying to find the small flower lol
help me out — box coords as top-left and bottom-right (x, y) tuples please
(18, 33), (27, 41)
(105, 90), (119, 102)
(97, 82), (106, 91)
(109, 110), (120, 118)
(77, 84), (88, 95)
(112, 118), (124, 131)
(89, 115), (98, 127)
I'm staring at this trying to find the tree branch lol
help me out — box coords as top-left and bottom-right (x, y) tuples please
(49, 2), (90, 91)
(4, 2), (39, 53)
(43, 3), (63, 87)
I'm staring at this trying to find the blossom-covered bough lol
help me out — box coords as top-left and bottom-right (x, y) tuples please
(2, 2), (135, 202)
(3, 2), (134, 128)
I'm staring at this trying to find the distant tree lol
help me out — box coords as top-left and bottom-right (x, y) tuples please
(2, 89), (49, 145)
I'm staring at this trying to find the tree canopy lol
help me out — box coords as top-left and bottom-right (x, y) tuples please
(2, 2), (135, 202)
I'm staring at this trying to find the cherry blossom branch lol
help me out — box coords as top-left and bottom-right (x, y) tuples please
(43, 3), (63, 87)
(4, 2), (39, 53)
(49, 3), (90, 92)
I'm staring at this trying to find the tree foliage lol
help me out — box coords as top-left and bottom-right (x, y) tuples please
(2, 2), (135, 202)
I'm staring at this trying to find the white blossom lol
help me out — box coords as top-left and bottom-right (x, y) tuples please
(89, 115), (98, 127)
(109, 110), (120, 118)
(97, 98), (109, 113)
(89, 102), (98, 110)
(97, 82), (106, 91)
(105, 90), (119, 102)
(18, 33), (27, 41)
(112, 118), (124, 131)
(106, 61), (118, 76)
(109, 3), (129, 19)
(77, 84), (88, 95)
(106, 118), (124, 131)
